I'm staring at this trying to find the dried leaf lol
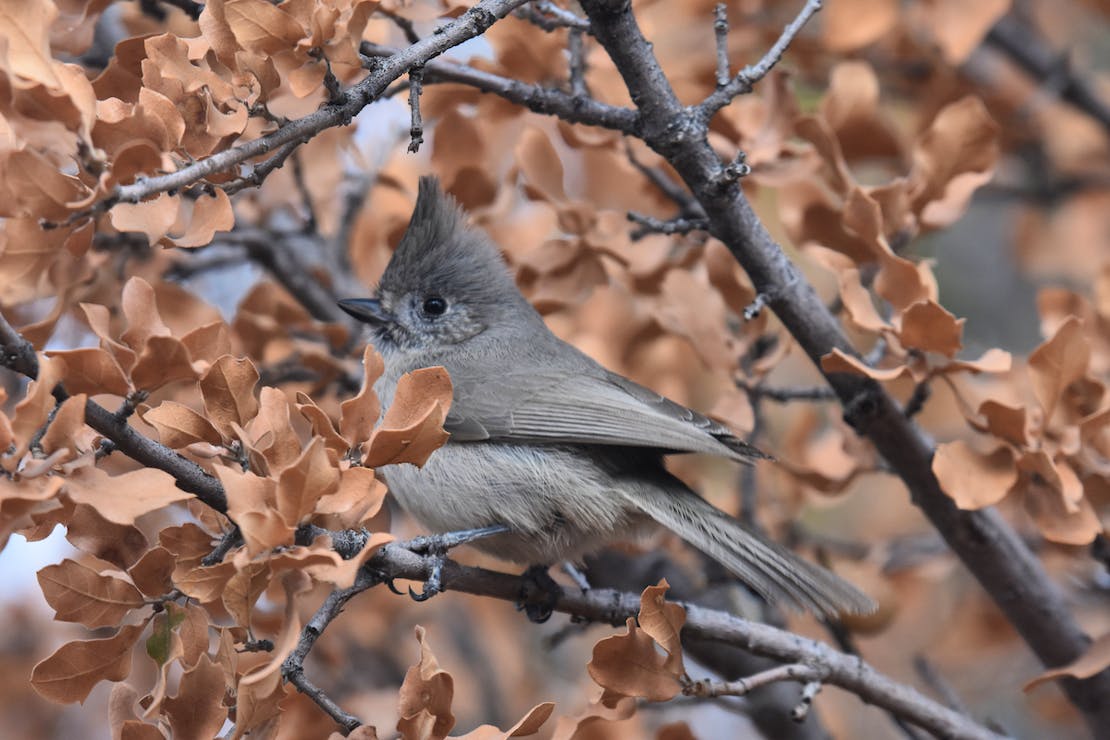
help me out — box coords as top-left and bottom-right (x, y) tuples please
(1028, 316), (1089, 421)
(201, 355), (261, 437)
(219, 467), (293, 556)
(339, 345), (385, 446)
(636, 581), (686, 678)
(163, 655), (228, 739)
(37, 558), (144, 628)
(31, 622), (148, 704)
(1026, 633), (1110, 692)
(397, 625), (455, 740)
(588, 617), (683, 702)
(131, 336), (198, 391)
(143, 401), (224, 448)
(899, 300), (964, 357)
(276, 437), (340, 526)
(65, 467), (195, 525)
(128, 547), (177, 599)
(363, 367), (453, 468)
(457, 702), (555, 739)
(933, 441), (1017, 509)
(46, 347), (131, 397)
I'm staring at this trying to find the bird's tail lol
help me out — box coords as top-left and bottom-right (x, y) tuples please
(621, 478), (876, 618)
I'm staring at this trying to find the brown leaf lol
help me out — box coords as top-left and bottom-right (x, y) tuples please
(31, 621), (148, 704)
(821, 348), (913, 383)
(588, 616), (683, 702)
(240, 570), (313, 692)
(248, 387), (303, 473)
(899, 300), (964, 357)
(933, 441), (1017, 509)
(1028, 316), (1089, 421)
(162, 654), (228, 739)
(821, 0), (898, 52)
(637, 580), (686, 678)
(167, 189), (235, 248)
(37, 557), (144, 628)
(295, 393), (349, 457)
(339, 345), (385, 446)
(131, 336), (198, 391)
(516, 126), (566, 202)
(276, 437), (340, 527)
(910, 96), (999, 226)
(201, 355), (261, 437)
(1026, 633), (1110, 692)
(1017, 454), (1101, 545)
(66, 503), (149, 570)
(363, 367), (453, 469)
(457, 702), (555, 739)
(110, 194), (180, 246)
(65, 467), (194, 526)
(221, 560), (269, 630)
(39, 393), (86, 457)
(219, 467), (293, 556)
(46, 347), (131, 397)
(128, 547), (177, 599)
(143, 401), (224, 448)
(175, 561), (236, 604)
(397, 625), (455, 740)
(223, 0), (306, 55)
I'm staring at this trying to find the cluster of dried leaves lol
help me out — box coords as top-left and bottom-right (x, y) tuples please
(0, 0), (1108, 737)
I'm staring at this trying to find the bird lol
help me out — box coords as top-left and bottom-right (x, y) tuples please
(338, 176), (874, 618)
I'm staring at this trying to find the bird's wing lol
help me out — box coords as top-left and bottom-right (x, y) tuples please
(445, 367), (767, 463)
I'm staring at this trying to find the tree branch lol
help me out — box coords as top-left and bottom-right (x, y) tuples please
(577, 0), (1110, 732)
(61, 0), (533, 224)
(359, 42), (639, 133)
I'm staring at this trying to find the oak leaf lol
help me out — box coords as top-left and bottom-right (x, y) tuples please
(363, 367), (453, 468)
(31, 621), (148, 704)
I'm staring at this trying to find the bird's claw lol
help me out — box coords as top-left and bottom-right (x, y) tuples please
(516, 564), (562, 623)
(401, 524), (509, 603)
(385, 578), (405, 596)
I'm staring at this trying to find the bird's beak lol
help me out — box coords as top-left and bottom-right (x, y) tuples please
(337, 297), (393, 326)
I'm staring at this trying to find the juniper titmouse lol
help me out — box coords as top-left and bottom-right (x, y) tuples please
(339, 177), (874, 616)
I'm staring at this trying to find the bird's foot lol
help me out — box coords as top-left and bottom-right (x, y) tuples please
(516, 564), (562, 623)
(402, 524), (512, 602)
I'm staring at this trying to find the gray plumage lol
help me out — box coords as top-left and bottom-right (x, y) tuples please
(338, 177), (875, 617)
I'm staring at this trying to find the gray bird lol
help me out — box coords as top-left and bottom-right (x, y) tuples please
(338, 177), (874, 617)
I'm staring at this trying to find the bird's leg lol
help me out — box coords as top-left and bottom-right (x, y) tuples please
(516, 564), (563, 623)
(402, 524), (512, 602)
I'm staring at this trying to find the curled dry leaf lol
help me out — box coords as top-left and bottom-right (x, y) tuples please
(340, 345), (385, 447)
(276, 436), (340, 527)
(219, 466), (294, 556)
(363, 367), (453, 468)
(162, 654), (228, 740)
(398, 625), (456, 740)
(201, 354), (261, 438)
(45, 347), (131, 397)
(932, 440), (1017, 510)
(1026, 633), (1110, 693)
(899, 300), (964, 358)
(143, 401), (224, 448)
(587, 581), (686, 703)
(37, 557), (145, 629)
(128, 546), (177, 599)
(64, 467), (195, 526)
(1028, 316), (1090, 422)
(31, 621), (149, 704)
(456, 702), (556, 739)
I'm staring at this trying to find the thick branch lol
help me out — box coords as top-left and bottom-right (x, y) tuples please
(578, 0), (1110, 732)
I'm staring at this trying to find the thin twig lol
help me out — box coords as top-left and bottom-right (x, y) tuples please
(713, 4), (730, 87)
(699, 0), (823, 120)
(290, 151), (318, 233)
(626, 211), (709, 239)
(359, 42), (638, 133)
(568, 28), (589, 97)
(685, 663), (822, 698)
(407, 65), (425, 153)
(734, 378), (837, 403)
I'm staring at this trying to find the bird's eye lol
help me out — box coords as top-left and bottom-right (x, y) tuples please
(422, 295), (448, 316)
